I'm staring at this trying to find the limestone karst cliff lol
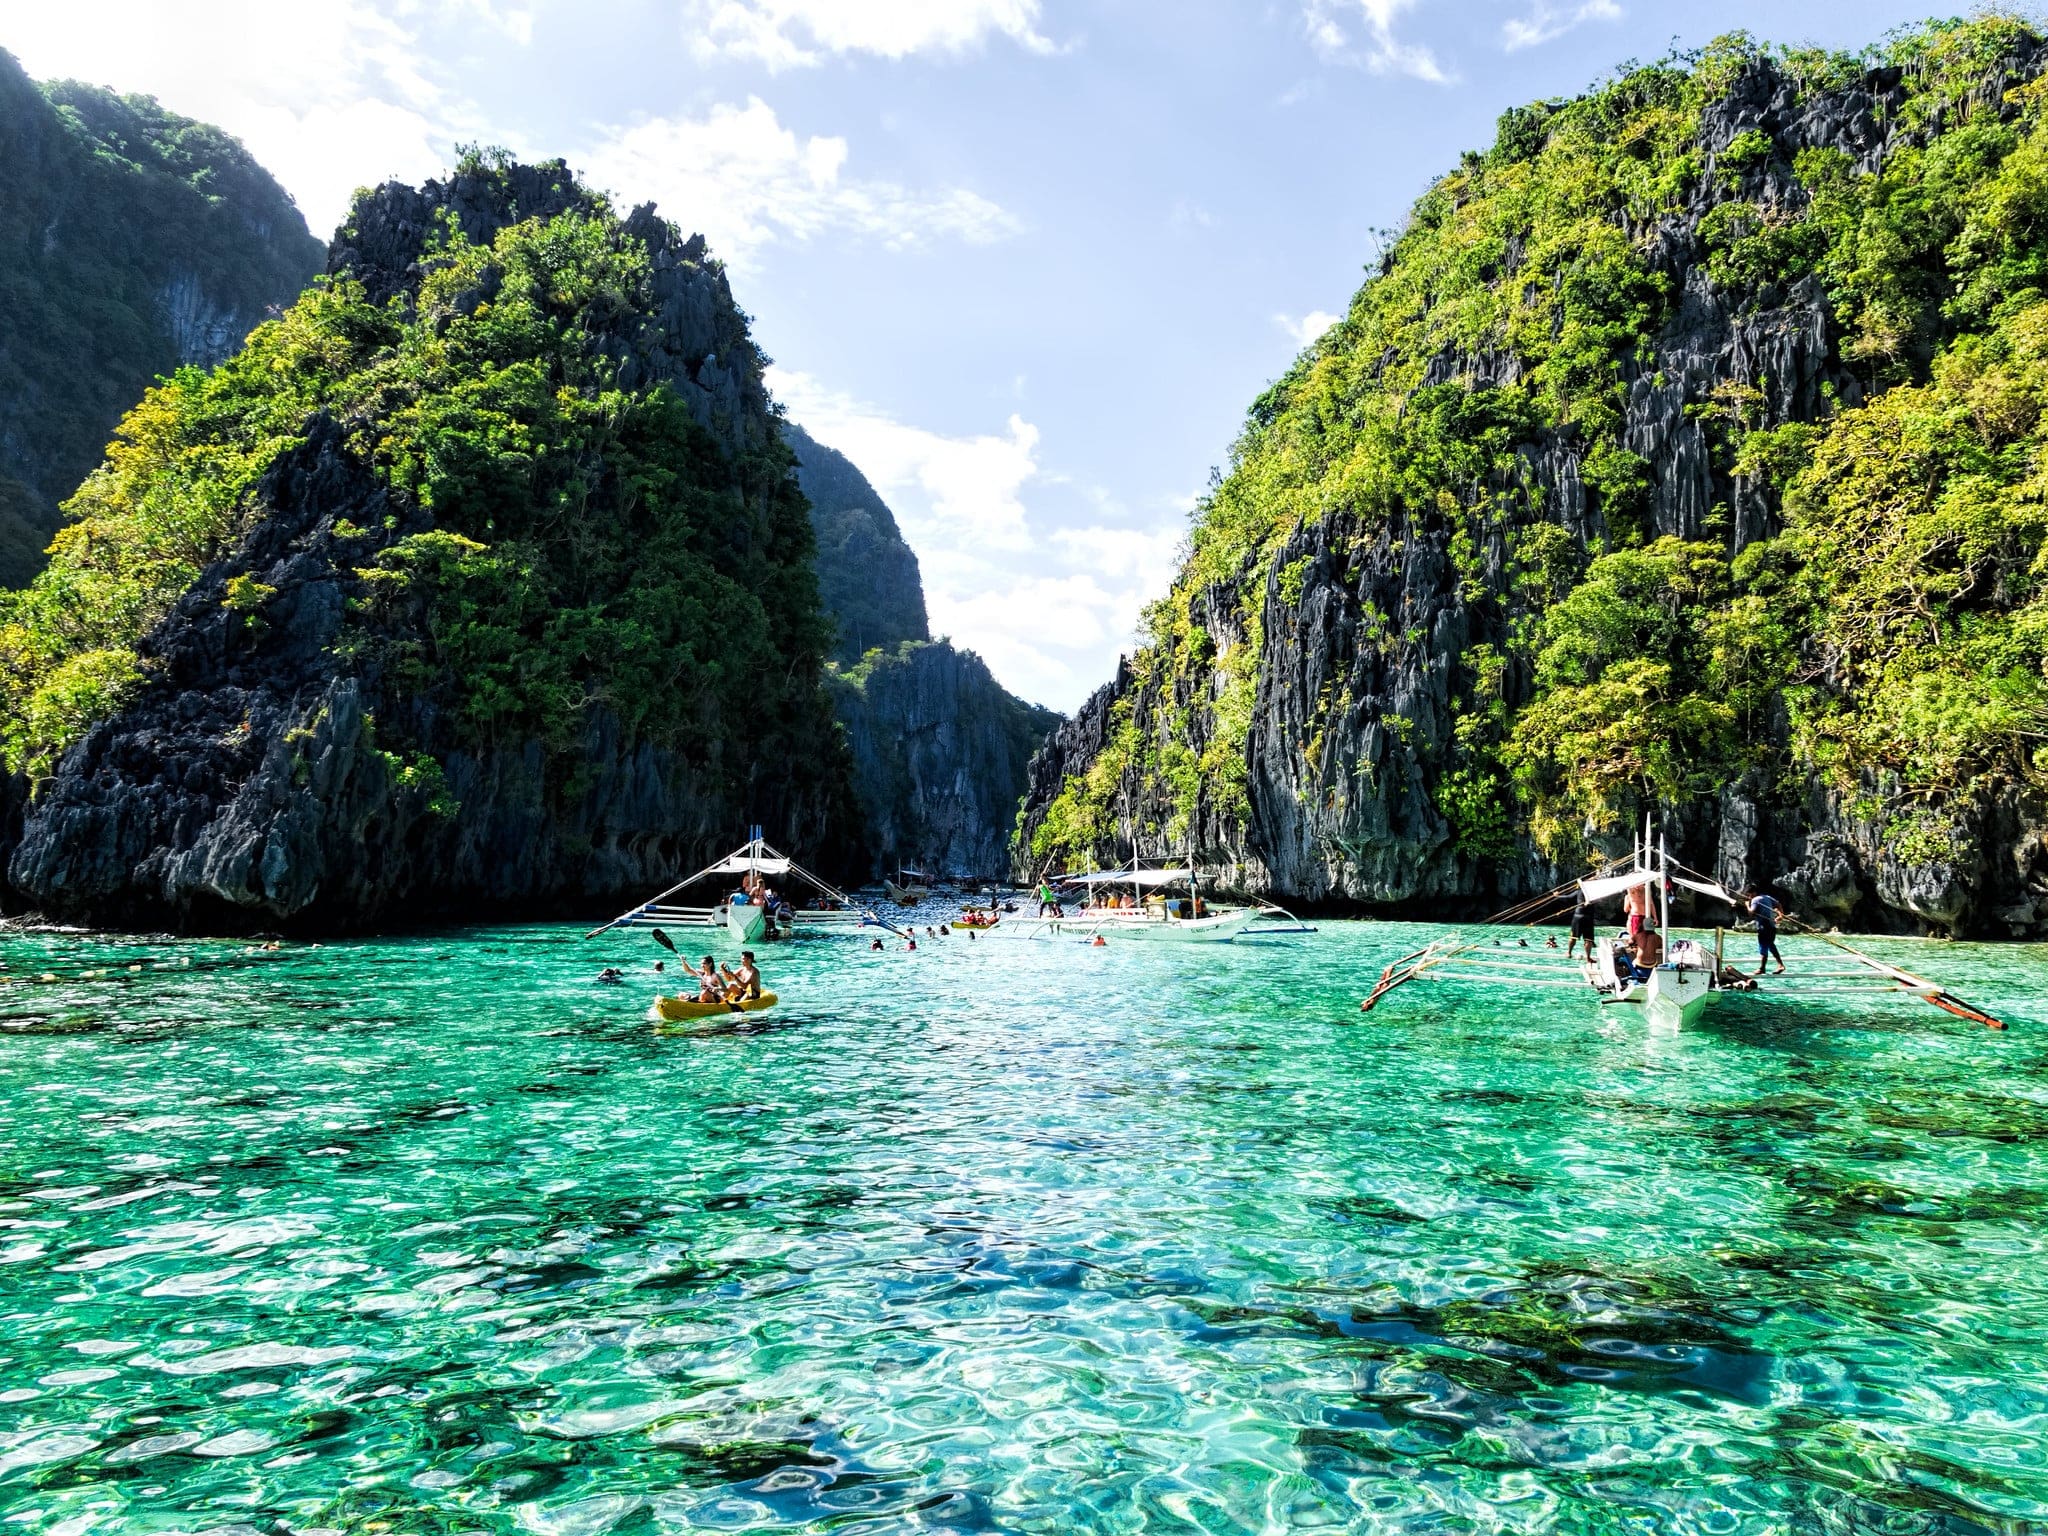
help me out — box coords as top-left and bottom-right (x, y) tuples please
(0, 143), (1062, 929)
(832, 641), (1059, 881)
(1016, 18), (2048, 938)
(785, 423), (930, 663)
(0, 49), (322, 587)
(783, 427), (1051, 879)
(0, 157), (856, 930)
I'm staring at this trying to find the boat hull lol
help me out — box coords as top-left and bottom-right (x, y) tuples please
(1089, 908), (1260, 943)
(724, 902), (768, 943)
(652, 990), (778, 1022)
(1646, 965), (1714, 1030)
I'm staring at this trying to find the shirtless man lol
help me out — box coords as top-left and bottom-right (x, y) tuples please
(1623, 881), (1650, 940)
(1616, 926), (1663, 989)
(720, 951), (763, 1002)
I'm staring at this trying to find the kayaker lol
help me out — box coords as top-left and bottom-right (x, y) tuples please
(694, 955), (724, 1003)
(721, 951), (763, 1002)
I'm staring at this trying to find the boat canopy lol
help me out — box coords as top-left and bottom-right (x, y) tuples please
(1580, 870), (1739, 904)
(708, 854), (791, 875)
(1577, 870), (1653, 903)
(1057, 867), (1194, 888)
(1674, 874), (1738, 904)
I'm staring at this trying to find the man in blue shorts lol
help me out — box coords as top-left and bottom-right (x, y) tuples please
(1747, 891), (1785, 975)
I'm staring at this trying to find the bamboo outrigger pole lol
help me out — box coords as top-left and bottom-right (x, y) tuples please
(1794, 923), (2008, 1030)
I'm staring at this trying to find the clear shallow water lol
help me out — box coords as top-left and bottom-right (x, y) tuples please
(0, 918), (2044, 1535)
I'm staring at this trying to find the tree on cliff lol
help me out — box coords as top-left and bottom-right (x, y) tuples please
(0, 48), (322, 588)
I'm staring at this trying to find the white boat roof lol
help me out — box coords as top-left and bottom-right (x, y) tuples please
(707, 854), (792, 874)
(1579, 870), (1737, 904)
(1058, 867), (1193, 888)
(1578, 870), (1652, 902)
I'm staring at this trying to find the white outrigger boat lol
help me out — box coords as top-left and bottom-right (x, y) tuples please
(884, 866), (933, 906)
(998, 862), (1314, 945)
(586, 827), (904, 945)
(1360, 825), (2006, 1031)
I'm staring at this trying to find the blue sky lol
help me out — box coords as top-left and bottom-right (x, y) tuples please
(13, 0), (1949, 710)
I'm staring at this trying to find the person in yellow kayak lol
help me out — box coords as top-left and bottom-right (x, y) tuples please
(693, 955), (724, 1004)
(719, 951), (763, 1002)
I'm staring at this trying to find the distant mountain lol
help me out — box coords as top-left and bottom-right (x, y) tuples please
(781, 424), (1055, 879)
(0, 49), (323, 587)
(784, 422), (930, 663)
(831, 640), (1059, 881)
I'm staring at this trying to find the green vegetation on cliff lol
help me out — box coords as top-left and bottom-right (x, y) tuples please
(0, 48), (322, 587)
(1028, 15), (2048, 874)
(0, 165), (838, 802)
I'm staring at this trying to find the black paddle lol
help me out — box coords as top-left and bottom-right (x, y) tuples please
(651, 927), (680, 959)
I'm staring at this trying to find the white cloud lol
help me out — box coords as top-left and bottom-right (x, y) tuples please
(5, 0), (517, 239)
(583, 97), (1017, 269)
(1275, 310), (1341, 345)
(769, 366), (1182, 711)
(687, 0), (1052, 69)
(1301, 0), (1448, 83)
(1503, 0), (1622, 51)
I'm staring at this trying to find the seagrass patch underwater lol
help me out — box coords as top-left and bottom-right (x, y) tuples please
(0, 919), (2044, 1533)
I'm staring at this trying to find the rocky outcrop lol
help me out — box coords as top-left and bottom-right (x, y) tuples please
(1013, 33), (2048, 937)
(5, 415), (842, 931)
(831, 642), (1058, 881)
(0, 49), (322, 586)
(784, 423), (929, 663)
(329, 159), (776, 455)
(1, 161), (858, 932)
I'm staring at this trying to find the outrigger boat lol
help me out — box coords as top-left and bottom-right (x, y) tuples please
(586, 827), (905, 945)
(998, 862), (1314, 944)
(884, 866), (933, 906)
(1359, 824), (2006, 1031)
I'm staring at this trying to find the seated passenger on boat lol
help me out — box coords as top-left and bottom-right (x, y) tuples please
(1618, 926), (1664, 984)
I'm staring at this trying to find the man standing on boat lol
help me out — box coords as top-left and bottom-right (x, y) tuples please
(1747, 891), (1786, 976)
(1624, 880), (1650, 939)
(1567, 895), (1595, 960)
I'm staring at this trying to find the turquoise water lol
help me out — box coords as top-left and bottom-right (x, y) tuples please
(0, 917), (2045, 1534)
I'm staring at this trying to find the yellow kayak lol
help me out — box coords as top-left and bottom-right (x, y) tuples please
(652, 991), (778, 1022)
